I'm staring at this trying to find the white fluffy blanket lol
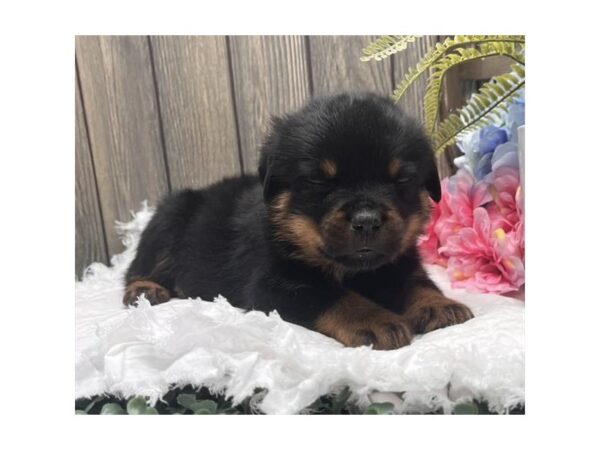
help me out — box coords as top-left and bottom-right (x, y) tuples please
(75, 204), (525, 414)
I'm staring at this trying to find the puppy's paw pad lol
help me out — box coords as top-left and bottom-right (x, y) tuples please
(123, 280), (171, 307)
(409, 300), (474, 334)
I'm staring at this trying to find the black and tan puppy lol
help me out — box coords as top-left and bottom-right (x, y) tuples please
(124, 92), (473, 350)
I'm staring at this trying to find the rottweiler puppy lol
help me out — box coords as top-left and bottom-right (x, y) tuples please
(124, 92), (473, 350)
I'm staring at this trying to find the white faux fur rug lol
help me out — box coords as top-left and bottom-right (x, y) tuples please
(75, 203), (525, 414)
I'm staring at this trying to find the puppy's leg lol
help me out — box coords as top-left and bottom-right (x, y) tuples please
(123, 279), (172, 307)
(250, 273), (411, 350)
(125, 236), (175, 307)
(314, 292), (413, 350)
(401, 269), (474, 334)
(123, 190), (199, 307)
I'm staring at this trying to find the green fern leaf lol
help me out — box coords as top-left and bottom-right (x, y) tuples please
(360, 35), (421, 62)
(423, 41), (524, 134)
(391, 35), (525, 103)
(432, 64), (525, 155)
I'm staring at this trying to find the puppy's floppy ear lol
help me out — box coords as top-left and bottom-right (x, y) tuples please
(258, 153), (274, 200)
(423, 151), (441, 202)
(258, 116), (285, 201)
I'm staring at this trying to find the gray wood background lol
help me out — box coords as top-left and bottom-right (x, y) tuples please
(75, 35), (444, 278)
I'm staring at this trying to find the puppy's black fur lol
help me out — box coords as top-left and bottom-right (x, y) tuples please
(124, 92), (473, 350)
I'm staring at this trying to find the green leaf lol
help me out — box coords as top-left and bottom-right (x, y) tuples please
(126, 397), (150, 415)
(166, 406), (187, 414)
(453, 402), (479, 415)
(360, 35), (421, 61)
(75, 410), (87, 415)
(176, 393), (198, 410)
(331, 387), (353, 414)
(83, 397), (101, 413)
(391, 35), (524, 105)
(432, 64), (525, 154)
(190, 400), (218, 415)
(476, 401), (491, 414)
(302, 398), (324, 414)
(100, 403), (126, 415)
(364, 402), (395, 415)
(422, 43), (524, 134)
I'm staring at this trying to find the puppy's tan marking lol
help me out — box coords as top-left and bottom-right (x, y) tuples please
(271, 192), (323, 253)
(403, 284), (474, 334)
(315, 292), (412, 350)
(320, 159), (337, 178)
(271, 192), (345, 281)
(399, 214), (425, 254)
(419, 190), (432, 212)
(286, 215), (323, 253)
(320, 209), (349, 248)
(123, 279), (171, 307)
(388, 158), (402, 178)
(398, 191), (432, 254)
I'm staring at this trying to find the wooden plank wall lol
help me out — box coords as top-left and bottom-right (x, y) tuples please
(75, 35), (440, 278)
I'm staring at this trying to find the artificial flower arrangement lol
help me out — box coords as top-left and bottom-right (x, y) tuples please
(418, 95), (524, 294)
(361, 35), (525, 294)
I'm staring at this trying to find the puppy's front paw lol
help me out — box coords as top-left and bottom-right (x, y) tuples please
(315, 292), (413, 350)
(349, 314), (413, 350)
(123, 280), (171, 307)
(406, 298), (474, 334)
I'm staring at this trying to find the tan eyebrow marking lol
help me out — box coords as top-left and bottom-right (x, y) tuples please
(388, 158), (401, 177)
(320, 159), (337, 178)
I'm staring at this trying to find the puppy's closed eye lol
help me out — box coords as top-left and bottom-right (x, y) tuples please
(302, 176), (328, 186)
(394, 174), (415, 185)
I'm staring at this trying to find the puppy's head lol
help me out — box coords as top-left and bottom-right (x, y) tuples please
(259, 92), (439, 275)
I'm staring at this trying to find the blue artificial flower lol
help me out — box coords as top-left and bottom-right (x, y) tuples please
(478, 125), (508, 154)
(504, 95), (525, 140)
(455, 88), (525, 180)
(474, 152), (493, 180)
(455, 131), (479, 177)
(491, 140), (520, 171)
(455, 125), (506, 180)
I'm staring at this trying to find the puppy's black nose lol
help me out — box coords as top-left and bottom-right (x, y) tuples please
(351, 209), (383, 234)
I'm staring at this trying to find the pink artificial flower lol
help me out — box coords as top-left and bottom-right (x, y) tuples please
(417, 166), (525, 294)
(439, 207), (524, 293)
(514, 186), (525, 256)
(418, 169), (490, 266)
(434, 170), (491, 245)
(485, 165), (521, 232)
(417, 197), (446, 265)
